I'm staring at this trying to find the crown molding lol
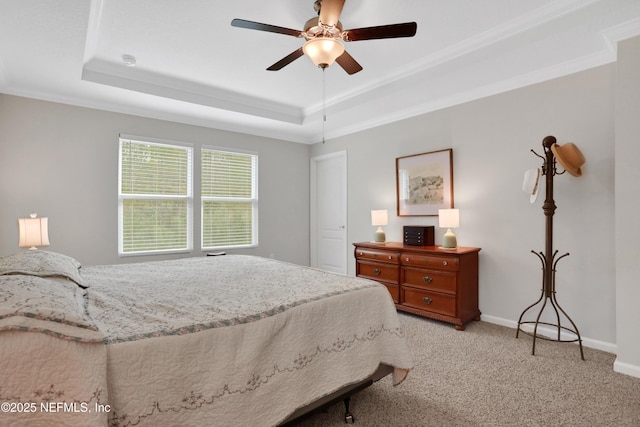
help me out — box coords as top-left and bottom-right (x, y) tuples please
(601, 17), (640, 54)
(319, 48), (617, 143)
(81, 58), (304, 125)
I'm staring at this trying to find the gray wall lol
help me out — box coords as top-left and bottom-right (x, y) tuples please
(0, 95), (310, 266)
(311, 56), (639, 377)
(614, 36), (640, 378)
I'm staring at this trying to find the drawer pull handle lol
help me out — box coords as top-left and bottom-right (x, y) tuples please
(373, 269), (382, 276)
(358, 252), (363, 256)
(423, 276), (433, 284)
(443, 261), (448, 266)
(388, 255), (392, 260)
(405, 257), (410, 262)
(423, 297), (433, 304)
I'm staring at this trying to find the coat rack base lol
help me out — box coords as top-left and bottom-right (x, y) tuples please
(516, 277), (585, 361)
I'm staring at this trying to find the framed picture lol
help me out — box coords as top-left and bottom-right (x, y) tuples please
(396, 149), (454, 216)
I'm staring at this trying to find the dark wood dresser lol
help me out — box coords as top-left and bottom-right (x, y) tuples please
(354, 242), (481, 330)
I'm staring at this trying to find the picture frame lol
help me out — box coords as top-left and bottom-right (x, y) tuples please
(396, 148), (454, 216)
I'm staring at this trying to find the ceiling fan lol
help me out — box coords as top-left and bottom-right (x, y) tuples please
(231, 0), (417, 75)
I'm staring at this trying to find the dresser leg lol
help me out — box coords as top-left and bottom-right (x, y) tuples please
(455, 324), (465, 331)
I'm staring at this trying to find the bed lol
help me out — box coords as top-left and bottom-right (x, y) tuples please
(0, 250), (412, 426)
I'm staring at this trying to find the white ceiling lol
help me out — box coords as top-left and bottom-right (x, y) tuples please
(1, 0), (639, 144)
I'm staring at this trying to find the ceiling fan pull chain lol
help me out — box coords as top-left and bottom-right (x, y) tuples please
(322, 67), (326, 144)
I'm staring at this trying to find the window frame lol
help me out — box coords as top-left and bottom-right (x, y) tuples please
(118, 135), (194, 256)
(200, 145), (259, 251)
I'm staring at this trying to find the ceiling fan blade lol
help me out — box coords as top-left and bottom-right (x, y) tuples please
(343, 22), (417, 41)
(335, 50), (363, 75)
(319, 0), (345, 27)
(231, 19), (303, 38)
(267, 48), (305, 71)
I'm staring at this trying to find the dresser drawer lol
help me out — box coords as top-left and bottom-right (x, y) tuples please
(355, 248), (400, 264)
(402, 287), (456, 317)
(357, 261), (399, 283)
(402, 268), (456, 294)
(401, 253), (458, 271)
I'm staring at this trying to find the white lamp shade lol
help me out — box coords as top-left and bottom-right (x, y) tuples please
(302, 37), (345, 67)
(371, 210), (388, 226)
(438, 209), (459, 228)
(18, 214), (50, 249)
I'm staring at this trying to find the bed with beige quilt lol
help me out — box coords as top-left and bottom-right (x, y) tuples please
(0, 250), (412, 426)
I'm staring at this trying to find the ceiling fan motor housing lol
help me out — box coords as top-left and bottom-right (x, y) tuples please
(304, 17), (343, 40)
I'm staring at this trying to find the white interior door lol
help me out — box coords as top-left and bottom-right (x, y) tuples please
(310, 151), (347, 274)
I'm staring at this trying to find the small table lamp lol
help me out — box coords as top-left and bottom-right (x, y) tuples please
(371, 209), (388, 243)
(438, 209), (459, 249)
(18, 213), (50, 250)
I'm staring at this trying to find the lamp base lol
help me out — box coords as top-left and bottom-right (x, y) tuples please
(374, 227), (386, 243)
(441, 229), (457, 248)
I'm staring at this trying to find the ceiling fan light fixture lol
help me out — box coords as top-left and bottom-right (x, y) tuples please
(302, 37), (344, 67)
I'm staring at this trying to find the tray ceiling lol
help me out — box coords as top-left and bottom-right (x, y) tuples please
(1, 0), (639, 143)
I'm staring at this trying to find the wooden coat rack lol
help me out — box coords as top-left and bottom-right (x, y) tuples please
(516, 135), (584, 360)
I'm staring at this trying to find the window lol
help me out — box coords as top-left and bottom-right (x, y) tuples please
(201, 147), (258, 249)
(118, 136), (193, 255)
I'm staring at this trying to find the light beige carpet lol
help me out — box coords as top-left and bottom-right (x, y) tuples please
(293, 314), (640, 426)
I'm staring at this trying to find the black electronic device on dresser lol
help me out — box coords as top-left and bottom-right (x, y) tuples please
(403, 226), (434, 246)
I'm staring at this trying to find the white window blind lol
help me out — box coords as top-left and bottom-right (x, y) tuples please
(118, 137), (193, 255)
(201, 147), (258, 249)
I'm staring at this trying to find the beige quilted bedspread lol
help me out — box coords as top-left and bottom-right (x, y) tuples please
(1, 254), (412, 426)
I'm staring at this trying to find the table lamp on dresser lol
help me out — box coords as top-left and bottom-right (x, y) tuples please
(371, 209), (388, 243)
(438, 208), (459, 249)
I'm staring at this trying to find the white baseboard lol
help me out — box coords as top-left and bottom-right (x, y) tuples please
(614, 360), (640, 379)
(480, 314), (617, 354)
(480, 315), (640, 379)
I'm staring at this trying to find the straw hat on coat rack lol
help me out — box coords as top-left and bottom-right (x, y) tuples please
(551, 143), (585, 177)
